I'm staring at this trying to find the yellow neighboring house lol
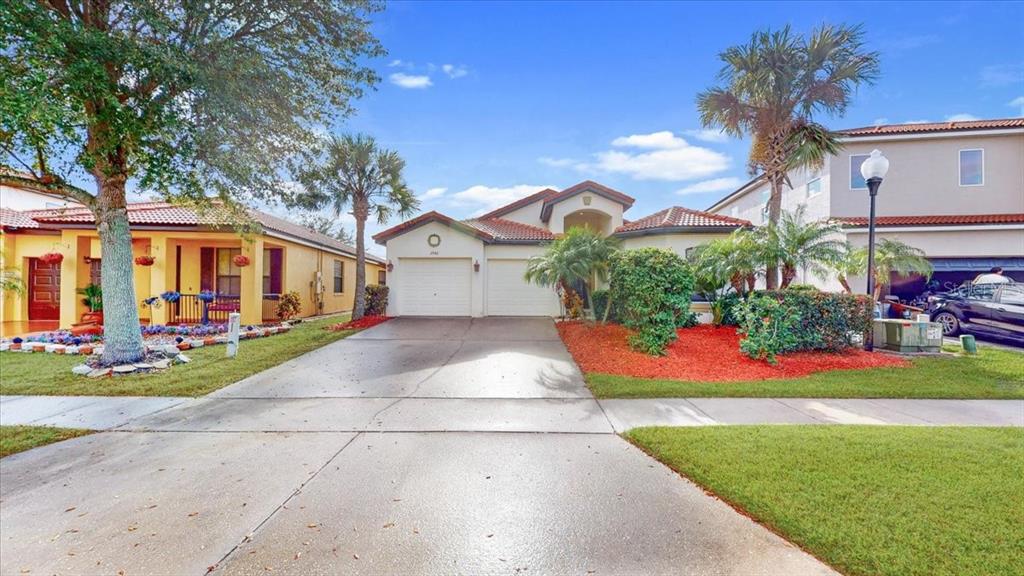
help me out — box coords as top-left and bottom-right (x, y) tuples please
(0, 200), (384, 334)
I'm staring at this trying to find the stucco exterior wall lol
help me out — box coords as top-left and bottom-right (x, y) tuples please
(382, 221), (486, 316)
(845, 227), (1024, 258)
(828, 132), (1024, 218)
(547, 194), (624, 235)
(711, 165), (830, 225)
(0, 185), (81, 211)
(500, 202), (546, 228)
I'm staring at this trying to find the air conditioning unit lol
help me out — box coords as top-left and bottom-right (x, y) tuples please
(872, 319), (943, 353)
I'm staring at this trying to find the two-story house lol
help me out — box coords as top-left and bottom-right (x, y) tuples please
(373, 180), (749, 317)
(707, 118), (1024, 296)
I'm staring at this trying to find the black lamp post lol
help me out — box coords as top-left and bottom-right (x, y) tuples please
(859, 149), (889, 351)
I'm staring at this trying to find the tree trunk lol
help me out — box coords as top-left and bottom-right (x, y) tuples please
(764, 175), (783, 290)
(352, 199), (368, 321)
(95, 176), (145, 365)
(837, 275), (852, 294)
(781, 264), (796, 288)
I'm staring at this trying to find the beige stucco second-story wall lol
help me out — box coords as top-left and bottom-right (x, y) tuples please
(829, 131), (1024, 218)
(709, 165), (831, 225)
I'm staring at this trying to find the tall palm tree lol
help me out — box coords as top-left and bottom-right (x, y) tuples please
(524, 227), (620, 319)
(294, 134), (419, 320)
(834, 239), (932, 300)
(775, 206), (845, 287)
(697, 24), (880, 289)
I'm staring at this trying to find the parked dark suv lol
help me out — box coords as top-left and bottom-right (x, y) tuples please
(928, 282), (1024, 344)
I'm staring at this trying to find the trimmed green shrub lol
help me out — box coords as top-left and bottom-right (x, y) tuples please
(609, 248), (695, 355)
(365, 285), (389, 316)
(716, 292), (743, 326)
(737, 290), (873, 363)
(736, 295), (801, 364)
(786, 283), (820, 292)
(677, 310), (699, 328)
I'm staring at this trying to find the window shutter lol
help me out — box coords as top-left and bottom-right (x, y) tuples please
(200, 247), (215, 291)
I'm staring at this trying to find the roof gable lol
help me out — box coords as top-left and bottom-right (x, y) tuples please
(477, 188), (559, 220)
(372, 211), (493, 245)
(540, 181), (634, 222)
(614, 206), (750, 236)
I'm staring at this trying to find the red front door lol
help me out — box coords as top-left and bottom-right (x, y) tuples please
(28, 258), (61, 320)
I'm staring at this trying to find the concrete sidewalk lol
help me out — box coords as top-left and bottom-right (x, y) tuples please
(2, 394), (1021, 433)
(0, 395), (191, 429)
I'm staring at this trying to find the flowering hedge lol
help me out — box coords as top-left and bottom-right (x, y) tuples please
(737, 290), (873, 363)
(365, 285), (389, 316)
(609, 247), (694, 355)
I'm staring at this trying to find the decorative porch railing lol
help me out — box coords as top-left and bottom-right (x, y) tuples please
(169, 294), (241, 325)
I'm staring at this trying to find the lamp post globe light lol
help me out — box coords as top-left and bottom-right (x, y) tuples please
(860, 149), (889, 351)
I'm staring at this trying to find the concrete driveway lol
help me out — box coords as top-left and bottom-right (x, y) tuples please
(0, 318), (834, 575)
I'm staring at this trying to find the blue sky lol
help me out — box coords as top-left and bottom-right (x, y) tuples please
(319, 0), (1023, 253)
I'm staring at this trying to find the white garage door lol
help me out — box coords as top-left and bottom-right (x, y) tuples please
(398, 258), (472, 316)
(486, 259), (559, 316)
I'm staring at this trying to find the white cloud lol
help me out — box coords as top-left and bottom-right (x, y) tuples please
(584, 132), (730, 181)
(450, 184), (557, 215)
(538, 156), (576, 168)
(1009, 96), (1024, 114)
(675, 177), (744, 196)
(872, 118), (889, 126)
(389, 72), (432, 89)
(903, 119), (931, 124)
(945, 113), (979, 122)
(441, 64), (469, 79)
(420, 187), (447, 200)
(684, 128), (729, 143)
(387, 59), (405, 67)
(980, 63), (1024, 87)
(611, 131), (686, 149)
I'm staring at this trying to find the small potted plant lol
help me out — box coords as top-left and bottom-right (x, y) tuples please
(39, 252), (64, 265)
(160, 290), (181, 303)
(232, 254), (251, 267)
(135, 255), (156, 266)
(197, 290), (217, 324)
(78, 283), (103, 324)
(142, 296), (162, 324)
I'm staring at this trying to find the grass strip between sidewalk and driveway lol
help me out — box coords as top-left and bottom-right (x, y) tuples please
(0, 315), (357, 397)
(1, 426), (93, 458)
(588, 346), (1024, 399)
(627, 425), (1024, 576)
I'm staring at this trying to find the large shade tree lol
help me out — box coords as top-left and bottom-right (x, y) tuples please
(292, 134), (418, 320)
(0, 1), (383, 364)
(697, 24), (880, 288)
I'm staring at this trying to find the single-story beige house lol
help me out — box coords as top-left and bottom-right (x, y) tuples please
(372, 180), (748, 317)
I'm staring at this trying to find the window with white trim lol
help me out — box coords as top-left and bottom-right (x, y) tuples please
(806, 177), (822, 198)
(850, 154), (869, 189)
(959, 149), (984, 186)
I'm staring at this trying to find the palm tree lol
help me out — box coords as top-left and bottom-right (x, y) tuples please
(775, 206), (845, 287)
(697, 24), (880, 289)
(524, 227), (620, 319)
(834, 239), (932, 300)
(294, 134), (419, 320)
(834, 242), (867, 294)
(691, 231), (761, 298)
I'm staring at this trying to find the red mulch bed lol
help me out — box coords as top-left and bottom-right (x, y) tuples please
(557, 321), (909, 381)
(326, 316), (391, 331)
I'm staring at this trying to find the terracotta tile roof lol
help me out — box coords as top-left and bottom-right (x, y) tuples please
(0, 208), (40, 229)
(463, 217), (555, 242)
(841, 118), (1024, 137)
(477, 188), (560, 220)
(615, 206), (750, 235)
(541, 181), (635, 222)
(837, 214), (1024, 227)
(23, 202), (383, 262)
(373, 210), (494, 244)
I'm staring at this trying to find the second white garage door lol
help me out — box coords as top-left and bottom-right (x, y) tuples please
(486, 258), (559, 316)
(398, 257), (472, 316)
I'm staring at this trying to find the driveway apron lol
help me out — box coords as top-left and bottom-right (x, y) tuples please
(1, 317), (835, 575)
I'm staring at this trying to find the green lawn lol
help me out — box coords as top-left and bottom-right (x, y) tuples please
(1, 426), (93, 458)
(628, 426), (1024, 576)
(0, 315), (357, 397)
(589, 346), (1024, 399)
